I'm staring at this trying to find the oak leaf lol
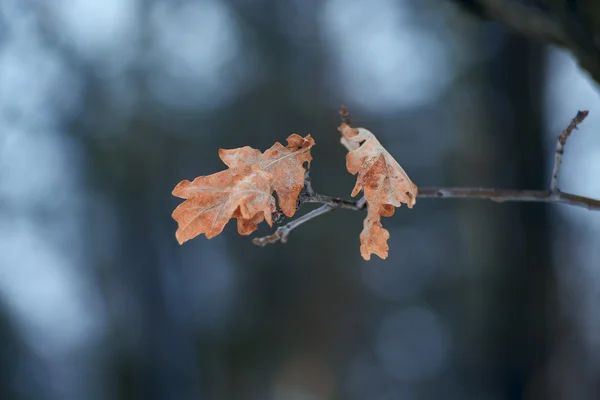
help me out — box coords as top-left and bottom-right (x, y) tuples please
(172, 166), (276, 244)
(339, 123), (417, 260)
(219, 134), (315, 217)
(172, 134), (315, 244)
(360, 210), (391, 260)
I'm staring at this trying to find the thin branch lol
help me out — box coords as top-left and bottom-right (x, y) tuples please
(252, 204), (334, 246)
(550, 110), (589, 191)
(255, 170), (366, 246)
(253, 109), (599, 247)
(305, 194), (365, 211)
(417, 188), (600, 210)
(253, 185), (600, 246)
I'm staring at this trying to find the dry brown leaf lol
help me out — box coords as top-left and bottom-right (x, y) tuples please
(339, 124), (417, 260)
(172, 134), (315, 244)
(345, 128), (417, 208)
(172, 166), (276, 244)
(338, 122), (360, 152)
(360, 210), (391, 260)
(219, 134), (315, 217)
(233, 208), (267, 236)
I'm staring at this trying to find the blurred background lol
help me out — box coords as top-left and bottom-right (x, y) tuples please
(1, 0), (600, 399)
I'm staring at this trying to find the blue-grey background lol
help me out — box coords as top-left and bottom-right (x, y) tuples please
(1, 1), (600, 399)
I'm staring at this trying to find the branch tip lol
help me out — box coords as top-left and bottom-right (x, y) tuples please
(339, 105), (352, 125)
(551, 110), (589, 191)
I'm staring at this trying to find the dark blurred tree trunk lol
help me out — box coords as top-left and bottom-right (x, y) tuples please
(448, 27), (556, 398)
(447, 0), (600, 85)
(0, 306), (35, 399)
(489, 35), (557, 399)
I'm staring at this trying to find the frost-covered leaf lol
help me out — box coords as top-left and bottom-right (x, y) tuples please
(172, 134), (315, 244)
(219, 134), (315, 217)
(339, 121), (417, 260)
(172, 166), (276, 244)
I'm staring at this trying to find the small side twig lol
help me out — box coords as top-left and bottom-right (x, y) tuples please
(550, 110), (588, 191)
(253, 204), (334, 246)
(253, 108), (599, 247)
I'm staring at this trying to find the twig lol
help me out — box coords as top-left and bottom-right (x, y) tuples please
(252, 204), (334, 246)
(550, 110), (588, 191)
(253, 109), (599, 247)
(417, 188), (600, 210)
(339, 105), (352, 125)
(305, 194), (365, 210)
